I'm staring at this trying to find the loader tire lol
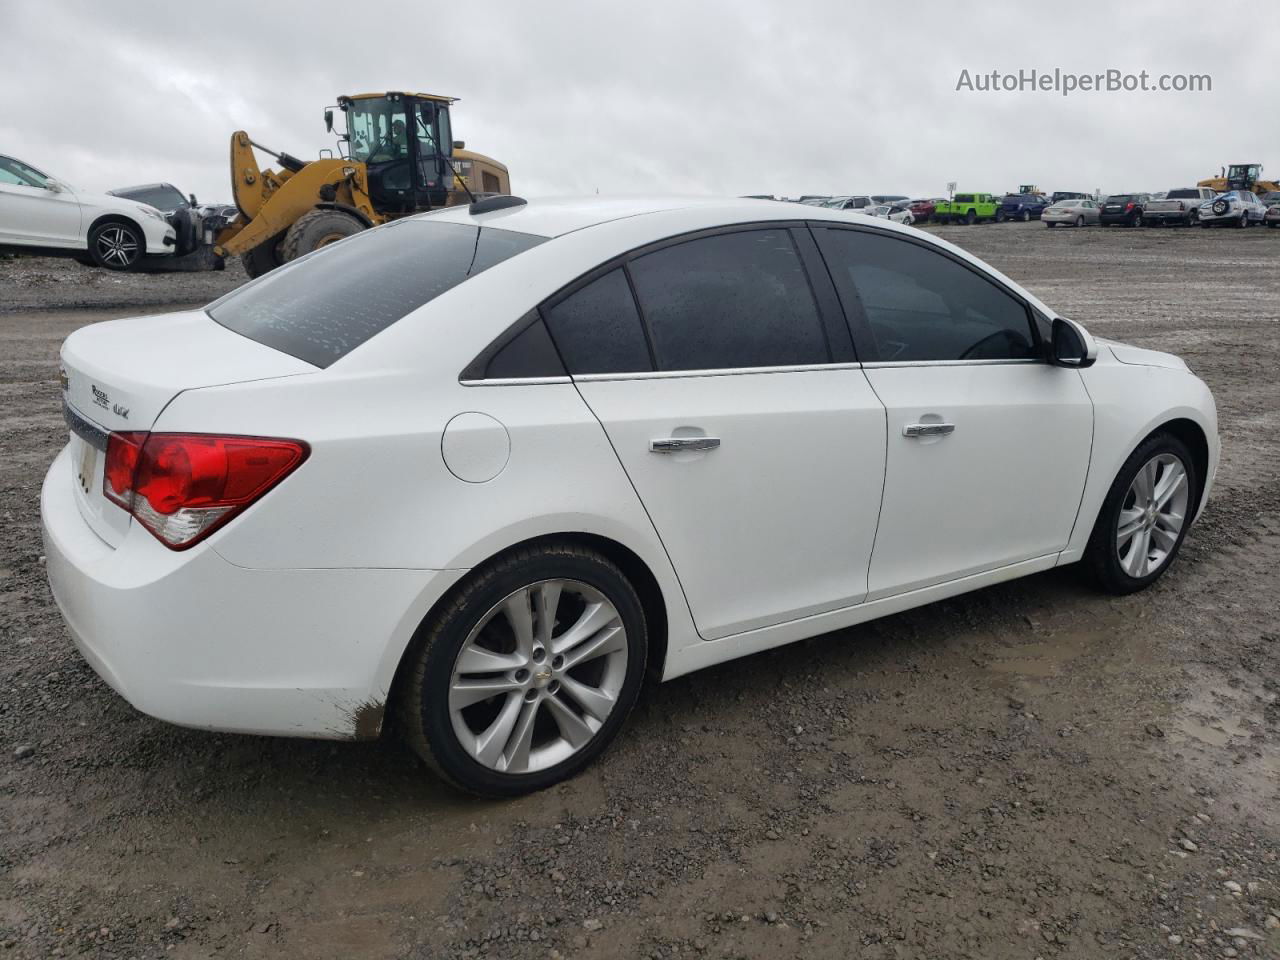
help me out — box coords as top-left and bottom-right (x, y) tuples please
(282, 209), (364, 262)
(241, 232), (286, 279)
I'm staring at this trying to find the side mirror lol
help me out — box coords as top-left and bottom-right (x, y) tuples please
(188, 193), (197, 207)
(452, 140), (465, 150)
(1050, 316), (1097, 368)
(324, 109), (334, 133)
(44, 179), (64, 193)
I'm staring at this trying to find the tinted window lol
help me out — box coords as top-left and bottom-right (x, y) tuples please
(628, 229), (829, 371)
(543, 269), (652, 375)
(815, 229), (1037, 362)
(209, 221), (545, 368)
(481, 317), (565, 379)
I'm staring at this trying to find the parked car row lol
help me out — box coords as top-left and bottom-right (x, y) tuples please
(1047, 189), (1277, 229)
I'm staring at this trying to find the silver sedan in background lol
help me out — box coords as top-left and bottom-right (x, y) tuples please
(1043, 199), (1101, 227)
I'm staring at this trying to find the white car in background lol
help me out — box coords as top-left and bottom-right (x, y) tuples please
(0, 154), (175, 270)
(1198, 190), (1267, 228)
(866, 203), (914, 225)
(43, 196), (1218, 796)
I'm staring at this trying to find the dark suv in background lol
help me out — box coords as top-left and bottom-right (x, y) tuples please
(1100, 193), (1150, 227)
(999, 193), (1052, 221)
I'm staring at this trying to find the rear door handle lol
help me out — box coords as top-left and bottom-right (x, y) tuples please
(649, 436), (721, 454)
(902, 422), (955, 438)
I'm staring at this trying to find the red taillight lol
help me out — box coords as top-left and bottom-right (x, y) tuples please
(1125, 202), (1135, 211)
(103, 432), (308, 549)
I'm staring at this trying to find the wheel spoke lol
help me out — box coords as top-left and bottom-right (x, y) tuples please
(472, 692), (523, 767)
(1154, 466), (1186, 509)
(455, 644), (524, 675)
(1149, 523), (1178, 552)
(504, 698), (541, 772)
(558, 674), (616, 722)
(552, 601), (619, 657)
(543, 693), (596, 748)
(1133, 461), (1156, 502)
(534, 581), (562, 648)
(1124, 527), (1150, 577)
(449, 674), (524, 710)
(1116, 507), (1144, 546)
(502, 589), (535, 658)
(561, 624), (626, 671)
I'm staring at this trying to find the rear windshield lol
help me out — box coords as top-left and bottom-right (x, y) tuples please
(1167, 189), (1200, 199)
(1107, 195), (1136, 202)
(208, 220), (546, 368)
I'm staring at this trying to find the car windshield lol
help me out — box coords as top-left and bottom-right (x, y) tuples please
(112, 185), (187, 210)
(208, 220), (546, 368)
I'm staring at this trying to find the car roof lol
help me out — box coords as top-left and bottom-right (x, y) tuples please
(415, 196), (830, 239)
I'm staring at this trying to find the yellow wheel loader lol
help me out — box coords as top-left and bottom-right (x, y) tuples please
(1197, 163), (1278, 198)
(215, 91), (510, 278)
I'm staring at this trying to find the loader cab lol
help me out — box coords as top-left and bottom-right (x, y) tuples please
(1225, 164), (1262, 192)
(337, 92), (455, 213)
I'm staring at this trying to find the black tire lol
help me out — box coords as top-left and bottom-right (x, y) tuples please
(1020, 210), (1031, 222)
(241, 231), (286, 279)
(1046, 222), (1056, 228)
(1075, 216), (1084, 228)
(995, 209), (1006, 223)
(88, 220), (144, 271)
(395, 543), (649, 797)
(1084, 432), (1198, 595)
(1187, 211), (1199, 227)
(964, 209), (977, 225)
(282, 208), (364, 262)
(1131, 212), (1143, 227)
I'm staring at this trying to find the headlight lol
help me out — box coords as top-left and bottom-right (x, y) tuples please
(141, 206), (168, 222)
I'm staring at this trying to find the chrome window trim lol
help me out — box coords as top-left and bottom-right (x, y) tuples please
(861, 358), (1041, 369)
(572, 361), (866, 382)
(459, 376), (573, 387)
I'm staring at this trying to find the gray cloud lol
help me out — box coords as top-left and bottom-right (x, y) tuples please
(2, 0), (1274, 204)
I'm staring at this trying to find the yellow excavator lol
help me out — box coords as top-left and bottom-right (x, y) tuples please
(1197, 163), (1278, 198)
(215, 91), (511, 277)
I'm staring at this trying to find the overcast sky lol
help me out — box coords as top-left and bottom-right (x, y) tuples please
(3, 0), (1275, 203)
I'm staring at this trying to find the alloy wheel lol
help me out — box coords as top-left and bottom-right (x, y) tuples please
(448, 579), (628, 774)
(1115, 454), (1189, 578)
(95, 226), (139, 267)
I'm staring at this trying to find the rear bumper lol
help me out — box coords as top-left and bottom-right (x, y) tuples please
(1144, 211), (1192, 223)
(41, 445), (455, 740)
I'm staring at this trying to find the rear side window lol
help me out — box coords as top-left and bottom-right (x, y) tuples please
(208, 221), (545, 368)
(543, 269), (652, 375)
(627, 229), (829, 371)
(815, 228), (1036, 363)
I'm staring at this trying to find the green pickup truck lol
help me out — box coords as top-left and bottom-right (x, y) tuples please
(933, 193), (1002, 224)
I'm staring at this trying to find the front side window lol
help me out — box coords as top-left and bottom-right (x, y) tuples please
(815, 228), (1037, 363)
(627, 229), (830, 371)
(0, 156), (48, 188)
(209, 221), (545, 368)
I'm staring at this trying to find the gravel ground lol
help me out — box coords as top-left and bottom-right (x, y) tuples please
(1, 223), (1278, 959)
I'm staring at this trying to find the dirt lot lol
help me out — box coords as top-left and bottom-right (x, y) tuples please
(2, 224), (1278, 960)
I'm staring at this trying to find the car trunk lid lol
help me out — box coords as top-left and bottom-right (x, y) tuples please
(59, 310), (317, 547)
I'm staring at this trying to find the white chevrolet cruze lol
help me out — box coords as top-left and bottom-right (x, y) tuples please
(42, 196), (1218, 795)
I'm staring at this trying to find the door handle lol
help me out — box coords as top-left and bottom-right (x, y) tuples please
(649, 436), (721, 454)
(902, 422), (955, 438)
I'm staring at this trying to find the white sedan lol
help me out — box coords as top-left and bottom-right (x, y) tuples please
(42, 196), (1218, 796)
(866, 202), (914, 225)
(0, 154), (175, 269)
